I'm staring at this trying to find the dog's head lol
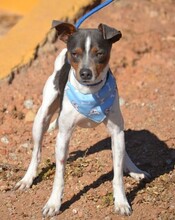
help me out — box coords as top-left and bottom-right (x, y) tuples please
(52, 21), (122, 85)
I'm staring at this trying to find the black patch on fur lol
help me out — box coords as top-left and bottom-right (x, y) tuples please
(54, 53), (71, 111)
(67, 29), (112, 52)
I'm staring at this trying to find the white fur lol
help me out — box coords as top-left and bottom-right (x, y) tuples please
(85, 36), (91, 56)
(15, 48), (150, 217)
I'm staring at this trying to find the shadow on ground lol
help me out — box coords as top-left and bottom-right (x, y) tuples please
(68, 129), (174, 178)
(35, 129), (175, 212)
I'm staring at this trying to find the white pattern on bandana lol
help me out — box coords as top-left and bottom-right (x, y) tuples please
(65, 71), (117, 123)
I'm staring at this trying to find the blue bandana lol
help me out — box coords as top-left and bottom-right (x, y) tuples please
(65, 71), (116, 123)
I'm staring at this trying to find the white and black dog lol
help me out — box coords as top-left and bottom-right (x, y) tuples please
(15, 21), (150, 217)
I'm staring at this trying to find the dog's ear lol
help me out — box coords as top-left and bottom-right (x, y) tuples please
(98, 23), (122, 44)
(52, 20), (76, 43)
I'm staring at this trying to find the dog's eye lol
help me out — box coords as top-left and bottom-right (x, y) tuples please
(71, 52), (78, 58)
(96, 52), (104, 58)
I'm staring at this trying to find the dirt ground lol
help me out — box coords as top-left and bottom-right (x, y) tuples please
(0, 0), (175, 219)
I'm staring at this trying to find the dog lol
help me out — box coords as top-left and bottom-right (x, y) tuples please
(15, 21), (150, 217)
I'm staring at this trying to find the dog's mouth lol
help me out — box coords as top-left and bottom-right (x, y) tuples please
(79, 78), (104, 86)
(78, 79), (93, 85)
(81, 79), (92, 83)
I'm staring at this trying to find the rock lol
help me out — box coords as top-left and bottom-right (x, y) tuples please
(149, 10), (158, 18)
(104, 216), (112, 220)
(25, 110), (36, 122)
(20, 142), (30, 149)
(24, 99), (34, 109)
(119, 97), (125, 106)
(1, 136), (9, 144)
(72, 208), (78, 215)
(9, 153), (17, 160)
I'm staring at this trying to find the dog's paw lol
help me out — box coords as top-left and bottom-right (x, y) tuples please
(42, 200), (61, 217)
(114, 201), (132, 216)
(14, 178), (33, 190)
(129, 170), (151, 181)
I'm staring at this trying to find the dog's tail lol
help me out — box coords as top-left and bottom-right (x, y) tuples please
(47, 118), (58, 133)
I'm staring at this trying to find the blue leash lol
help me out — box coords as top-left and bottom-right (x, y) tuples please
(75, 0), (114, 29)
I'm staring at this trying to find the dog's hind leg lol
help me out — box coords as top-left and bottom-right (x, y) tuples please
(15, 49), (68, 190)
(15, 73), (60, 190)
(123, 151), (151, 180)
(106, 116), (131, 215)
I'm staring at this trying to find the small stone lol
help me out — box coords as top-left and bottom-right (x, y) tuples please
(105, 216), (112, 220)
(72, 208), (78, 215)
(154, 88), (159, 93)
(24, 99), (34, 109)
(96, 205), (101, 209)
(9, 153), (17, 160)
(1, 136), (9, 144)
(20, 143), (30, 149)
(25, 110), (36, 122)
(119, 97), (125, 106)
(149, 10), (158, 18)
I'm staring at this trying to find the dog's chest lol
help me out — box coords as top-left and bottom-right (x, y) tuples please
(62, 95), (99, 128)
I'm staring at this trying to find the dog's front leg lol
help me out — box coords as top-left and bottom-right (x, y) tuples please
(42, 108), (75, 217)
(108, 126), (131, 215)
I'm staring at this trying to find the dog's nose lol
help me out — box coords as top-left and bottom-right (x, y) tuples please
(80, 68), (92, 80)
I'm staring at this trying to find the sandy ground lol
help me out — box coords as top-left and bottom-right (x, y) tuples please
(0, 0), (175, 219)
